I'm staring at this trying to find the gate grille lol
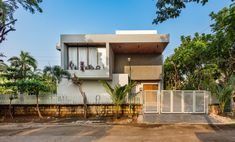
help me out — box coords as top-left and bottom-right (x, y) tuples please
(143, 90), (210, 114)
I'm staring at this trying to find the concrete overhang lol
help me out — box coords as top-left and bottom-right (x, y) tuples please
(56, 33), (169, 52)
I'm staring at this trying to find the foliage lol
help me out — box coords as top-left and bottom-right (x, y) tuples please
(8, 51), (37, 79)
(164, 33), (220, 90)
(0, 0), (43, 43)
(153, 0), (234, 24)
(207, 76), (235, 113)
(164, 4), (235, 113)
(16, 79), (49, 95)
(209, 5), (235, 78)
(0, 51), (57, 95)
(0, 52), (6, 71)
(164, 4), (235, 90)
(153, 0), (208, 24)
(43, 65), (71, 83)
(100, 80), (136, 117)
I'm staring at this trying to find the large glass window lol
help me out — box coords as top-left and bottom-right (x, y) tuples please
(68, 47), (77, 70)
(68, 47), (106, 71)
(97, 48), (106, 69)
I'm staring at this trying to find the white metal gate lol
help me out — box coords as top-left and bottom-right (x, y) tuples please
(143, 90), (210, 114)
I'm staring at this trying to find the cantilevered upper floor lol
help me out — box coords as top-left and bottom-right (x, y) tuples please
(56, 30), (169, 80)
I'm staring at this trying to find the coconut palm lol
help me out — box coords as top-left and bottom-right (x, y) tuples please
(43, 65), (70, 83)
(100, 80), (136, 118)
(8, 51), (37, 79)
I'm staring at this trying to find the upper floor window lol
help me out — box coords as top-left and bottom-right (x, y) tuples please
(68, 47), (106, 71)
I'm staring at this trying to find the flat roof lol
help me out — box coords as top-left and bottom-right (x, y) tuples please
(57, 32), (169, 52)
(115, 30), (158, 35)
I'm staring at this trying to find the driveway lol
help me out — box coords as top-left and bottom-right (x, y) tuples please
(0, 123), (235, 142)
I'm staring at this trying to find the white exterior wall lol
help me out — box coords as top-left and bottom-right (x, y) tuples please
(57, 74), (128, 104)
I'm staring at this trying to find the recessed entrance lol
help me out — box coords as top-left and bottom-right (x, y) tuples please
(143, 83), (160, 113)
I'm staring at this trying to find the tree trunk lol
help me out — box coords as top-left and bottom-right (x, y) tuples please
(220, 102), (225, 114)
(115, 104), (119, 119)
(36, 94), (43, 119)
(9, 99), (13, 119)
(78, 85), (87, 119)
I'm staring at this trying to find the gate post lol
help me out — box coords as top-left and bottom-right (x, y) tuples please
(193, 91), (196, 113)
(181, 91), (184, 113)
(158, 90), (161, 114)
(170, 91), (173, 113)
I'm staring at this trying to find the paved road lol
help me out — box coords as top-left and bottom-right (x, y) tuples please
(0, 123), (235, 142)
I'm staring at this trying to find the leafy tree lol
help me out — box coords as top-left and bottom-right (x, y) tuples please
(153, 0), (235, 24)
(0, 0), (43, 43)
(164, 5), (235, 113)
(209, 5), (235, 79)
(100, 80), (136, 118)
(164, 33), (219, 90)
(8, 51), (37, 79)
(16, 79), (49, 118)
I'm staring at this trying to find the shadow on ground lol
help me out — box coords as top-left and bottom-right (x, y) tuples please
(195, 124), (235, 142)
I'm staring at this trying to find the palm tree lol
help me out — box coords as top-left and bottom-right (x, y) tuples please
(209, 76), (235, 113)
(8, 51), (37, 79)
(43, 65), (70, 83)
(218, 76), (235, 113)
(100, 80), (136, 118)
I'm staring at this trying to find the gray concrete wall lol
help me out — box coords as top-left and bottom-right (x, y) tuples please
(114, 54), (163, 73)
(114, 53), (163, 80)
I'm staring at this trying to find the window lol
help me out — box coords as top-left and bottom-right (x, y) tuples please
(68, 47), (106, 71)
(68, 47), (77, 70)
(97, 48), (106, 69)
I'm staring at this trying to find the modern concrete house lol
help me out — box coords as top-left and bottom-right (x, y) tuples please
(56, 30), (169, 104)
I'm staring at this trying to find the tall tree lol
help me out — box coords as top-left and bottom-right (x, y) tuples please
(209, 5), (235, 79)
(8, 51), (37, 79)
(164, 33), (219, 90)
(0, 0), (43, 43)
